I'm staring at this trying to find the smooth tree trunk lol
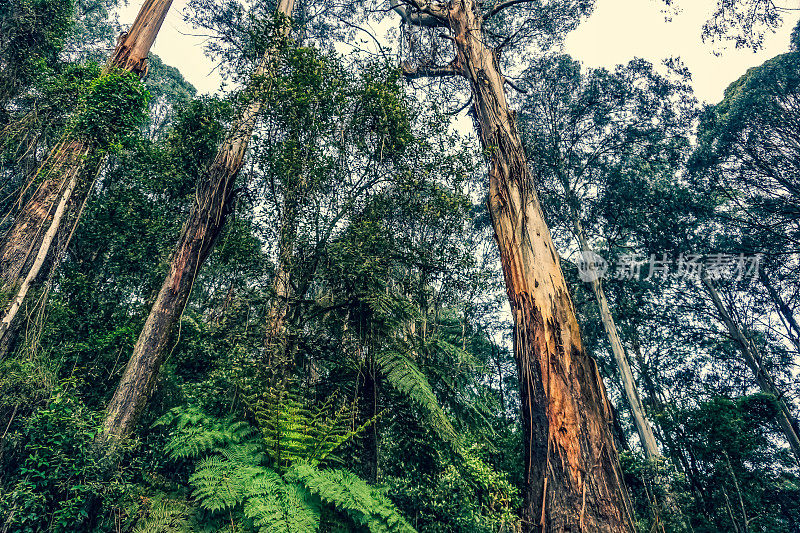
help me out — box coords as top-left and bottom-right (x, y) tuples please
(569, 205), (661, 460)
(759, 269), (800, 350)
(395, 1), (635, 529)
(702, 276), (800, 464)
(101, 0), (296, 440)
(0, 0), (175, 357)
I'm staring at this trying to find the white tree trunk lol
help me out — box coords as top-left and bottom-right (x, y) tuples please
(702, 277), (800, 464)
(569, 207), (661, 460)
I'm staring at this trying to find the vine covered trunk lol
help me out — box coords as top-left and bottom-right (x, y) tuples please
(0, 0), (175, 357)
(447, 1), (635, 530)
(0, 143), (86, 343)
(101, 0), (296, 440)
(264, 191), (303, 370)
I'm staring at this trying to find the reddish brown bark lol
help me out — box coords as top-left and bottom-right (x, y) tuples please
(101, 0), (296, 440)
(399, 1), (635, 530)
(0, 0), (175, 357)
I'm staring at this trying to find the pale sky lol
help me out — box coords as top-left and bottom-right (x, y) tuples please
(124, 0), (800, 103)
(564, 1), (800, 103)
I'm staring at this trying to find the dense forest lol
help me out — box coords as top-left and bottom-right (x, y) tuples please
(0, 0), (798, 531)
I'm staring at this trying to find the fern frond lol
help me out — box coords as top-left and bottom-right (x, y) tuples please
(288, 461), (416, 533)
(430, 337), (479, 371)
(249, 386), (369, 468)
(243, 470), (321, 533)
(306, 399), (374, 464)
(132, 497), (192, 533)
(375, 348), (459, 447)
(189, 440), (270, 513)
(190, 455), (246, 512)
(159, 406), (256, 460)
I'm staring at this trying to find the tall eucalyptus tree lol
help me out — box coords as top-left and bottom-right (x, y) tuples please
(0, 0), (174, 356)
(691, 40), (800, 463)
(518, 55), (696, 461)
(388, 1), (634, 530)
(101, 0), (296, 440)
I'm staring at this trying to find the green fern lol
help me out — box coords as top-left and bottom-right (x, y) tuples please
(243, 472), (321, 533)
(248, 386), (372, 468)
(189, 446), (265, 512)
(156, 406), (255, 460)
(156, 402), (413, 532)
(182, 435), (322, 531)
(132, 497), (192, 533)
(374, 348), (459, 447)
(374, 343), (516, 526)
(288, 461), (416, 533)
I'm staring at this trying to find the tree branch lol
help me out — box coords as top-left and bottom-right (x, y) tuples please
(483, 0), (536, 21)
(390, 0), (450, 28)
(504, 77), (527, 94)
(402, 61), (460, 79)
(447, 95), (473, 115)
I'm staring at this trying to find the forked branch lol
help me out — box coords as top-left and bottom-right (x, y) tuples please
(504, 77), (527, 94)
(390, 0), (450, 28)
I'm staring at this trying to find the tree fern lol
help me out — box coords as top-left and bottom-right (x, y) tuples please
(373, 344), (515, 526)
(155, 402), (412, 532)
(184, 434), (322, 531)
(374, 347), (459, 447)
(425, 336), (497, 444)
(248, 386), (373, 468)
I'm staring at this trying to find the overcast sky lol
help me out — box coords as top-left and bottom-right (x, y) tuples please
(125, 0), (800, 103)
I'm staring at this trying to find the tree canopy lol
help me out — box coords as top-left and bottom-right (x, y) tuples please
(0, 1), (798, 532)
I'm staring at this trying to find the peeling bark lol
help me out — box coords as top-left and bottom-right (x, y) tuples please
(106, 0), (175, 77)
(398, 1), (637, 529)
(101, 0), (296, 440)
(0, 0), (175, 357)
(0, 141), (91, 359)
